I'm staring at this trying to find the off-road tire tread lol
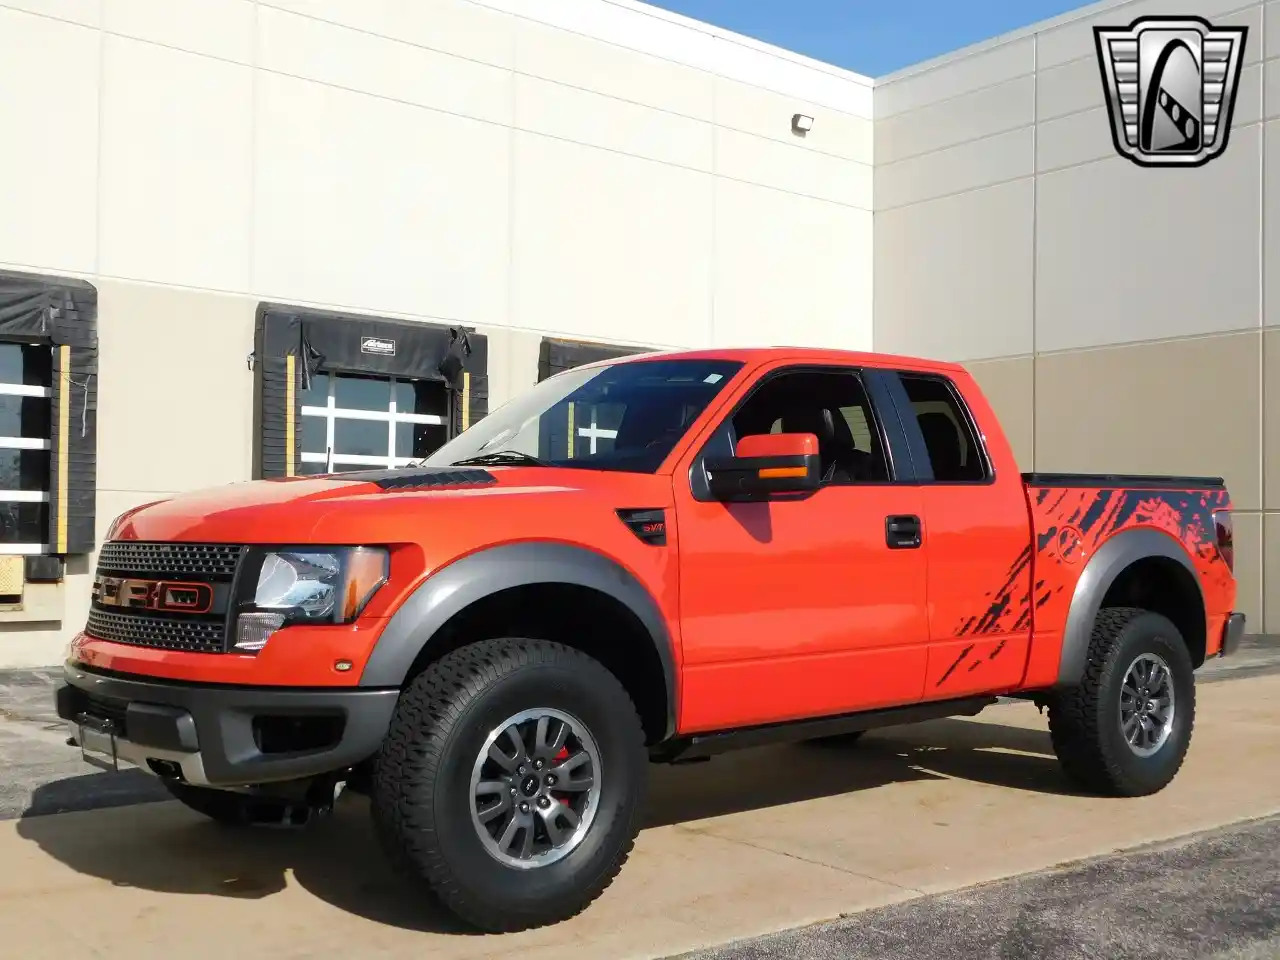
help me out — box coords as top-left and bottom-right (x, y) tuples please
(370, 637), (646, 933)
(1047, 606), (1195, 797)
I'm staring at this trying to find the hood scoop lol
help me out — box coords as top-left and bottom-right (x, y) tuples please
(342, 466), (498, 490)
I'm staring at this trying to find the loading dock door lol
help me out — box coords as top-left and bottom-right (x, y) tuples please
(254, 304), (488, 478)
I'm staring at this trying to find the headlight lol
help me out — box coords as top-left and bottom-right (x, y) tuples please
(248, 547), (389, 625)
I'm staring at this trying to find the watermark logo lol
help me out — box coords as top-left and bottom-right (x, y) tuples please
(1094, 16), (1247, 168)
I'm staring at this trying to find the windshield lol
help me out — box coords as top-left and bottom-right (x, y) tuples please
(420, 357), (745, 474)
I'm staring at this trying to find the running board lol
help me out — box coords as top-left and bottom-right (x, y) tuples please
(651, 695), (998, 763)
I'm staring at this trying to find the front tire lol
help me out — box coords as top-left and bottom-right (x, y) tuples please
(1047, 607), (1196, 797)
(371, 638), (648, 933)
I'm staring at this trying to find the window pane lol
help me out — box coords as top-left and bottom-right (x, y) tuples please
(0, 396), (51, 440)
(572, 402), (624, 457)
(300, 415), (327, 454)
(299, 371), (329, 409)
(297, 460), (330, 475)
(396, 422), (448, 459)
(334, 417), (389, 458)
(0, 450), (50, 491)
(393, 378), (448, 417)
(0, 344), (52, 387)
(0, 501), (48, 544)
(334, 374), (391, 412)
(899, 375), (988, 482)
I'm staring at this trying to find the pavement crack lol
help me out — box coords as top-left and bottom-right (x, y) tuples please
(673, 824), (925, 896)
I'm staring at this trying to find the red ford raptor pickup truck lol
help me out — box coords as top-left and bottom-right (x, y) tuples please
(56, 347), (1244, 932)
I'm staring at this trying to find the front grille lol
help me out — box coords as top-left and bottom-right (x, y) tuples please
(86, 608), (227, 654)
(86, 541), (247, 654)
(97, 542), (244, 580)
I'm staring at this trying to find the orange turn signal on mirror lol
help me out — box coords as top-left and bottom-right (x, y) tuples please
(757, 466), (807, 479)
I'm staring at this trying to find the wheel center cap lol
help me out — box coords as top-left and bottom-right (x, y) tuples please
(520, 775), (540, 797)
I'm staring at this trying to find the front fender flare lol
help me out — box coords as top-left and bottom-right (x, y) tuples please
(359, 542), (678, 739)
(1055, 527), (1204, 686)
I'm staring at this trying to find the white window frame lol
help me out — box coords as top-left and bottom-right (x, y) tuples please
(0, 353), (53, 554)
(575, 404), (617, 455)
(300, 373), (447, 472)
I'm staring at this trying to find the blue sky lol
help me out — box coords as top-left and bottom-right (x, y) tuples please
(644, 0), (1090, 77)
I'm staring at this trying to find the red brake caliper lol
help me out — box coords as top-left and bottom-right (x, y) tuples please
(551, 746), (570, 802)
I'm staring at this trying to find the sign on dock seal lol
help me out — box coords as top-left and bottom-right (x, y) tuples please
(1094, 15), (1247, 168)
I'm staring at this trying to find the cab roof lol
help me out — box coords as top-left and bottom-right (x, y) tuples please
(572, 345), (965, 376)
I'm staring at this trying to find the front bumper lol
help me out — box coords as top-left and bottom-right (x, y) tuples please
(1219, 612), (1247, 658)
(56, 662), (399, 788)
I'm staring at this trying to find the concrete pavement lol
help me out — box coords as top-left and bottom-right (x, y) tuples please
(0, 667), (1277, 959)
(678, 814), (1280, 960)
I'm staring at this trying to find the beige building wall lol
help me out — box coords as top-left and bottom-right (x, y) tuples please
(873, 0), (1276, 632)
(0, 0), (875, 666)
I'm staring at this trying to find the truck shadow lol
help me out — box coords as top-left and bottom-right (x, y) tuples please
(15, 714), (1074, 935)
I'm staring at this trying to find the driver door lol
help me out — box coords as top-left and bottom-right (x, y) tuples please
(672, 364), (930, 733)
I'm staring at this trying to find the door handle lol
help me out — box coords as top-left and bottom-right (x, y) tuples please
(885, 514), (922, 549)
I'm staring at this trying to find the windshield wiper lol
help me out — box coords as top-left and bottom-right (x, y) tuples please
(449, 450), (550, 467)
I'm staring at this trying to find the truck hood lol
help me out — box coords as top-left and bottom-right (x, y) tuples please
(111, 465), (673, 545)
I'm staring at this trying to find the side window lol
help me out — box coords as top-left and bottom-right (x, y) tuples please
(730, 370), (889, 484)
(898, 374), (989, 482)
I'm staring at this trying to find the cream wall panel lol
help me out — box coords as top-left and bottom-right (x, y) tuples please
(874, 178), (1034, 363)
(258, 6), (512, 126)
(875, 38), (1034, 118)
(515, 74), (712, 170)
(0, 10), (98, 275)
(876, 127), (1033, 210)
(1036, 62), (1262, 172)
(511, 0), (872, 117)
(1265, 329), (1280, 507)
(1034, 333), (1263, 511)
(1268, 122), (1280, 328)
(98, 36), (253, 291)
(1269, 0), (1280, 58)
(106, 0), (255, 64)
(480, 327), (544, 413)
(962, 356), (1035, 471)
(714, 77), (872, 163)
(875, 77), (1034, 165)
(510, 132), (710, 347)
(1234, 512), (1264, 630)
(715, 127), (870, 208)
(1035, 56), (1103, 124)
(1, 0), (99, 27)
(713, 179), (871, 350)
(1036, 124), (1262, 353)
(1267, 60), (1280, 120)
(1034, 0), (1260, 71)
(254, 73), (510, 323)
(261, 0), (515, 69)
(95, 282), (256, 492)
(515, 16), (714, 121)
(1265, 513), (1280, 633)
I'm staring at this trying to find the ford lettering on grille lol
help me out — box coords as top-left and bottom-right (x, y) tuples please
(92, 577), (214, 615)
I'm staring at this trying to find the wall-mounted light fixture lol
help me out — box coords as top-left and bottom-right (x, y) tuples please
(791, 113), (814, 135)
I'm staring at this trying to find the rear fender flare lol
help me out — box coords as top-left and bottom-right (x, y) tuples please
(1055, 527), (1203, 686)
(359, 542), (677, 739)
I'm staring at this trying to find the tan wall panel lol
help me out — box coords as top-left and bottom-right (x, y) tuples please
(1234, 512), (1264, 630)
(96, 281), (256, 494)
(962, 356), (1034, 472)
(1265, 513), (1280, 633)
(1266, 330), (1280, 509)
(1034, 333), (1262, 511)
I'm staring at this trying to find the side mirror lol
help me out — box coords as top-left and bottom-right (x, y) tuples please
(705, 432), (821, 501)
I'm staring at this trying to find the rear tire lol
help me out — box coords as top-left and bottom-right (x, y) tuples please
(1047, 607), (1195, 797)
(370, 637), (648, 933)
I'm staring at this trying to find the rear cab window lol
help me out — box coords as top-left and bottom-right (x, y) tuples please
(894, 373), (991, 483)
